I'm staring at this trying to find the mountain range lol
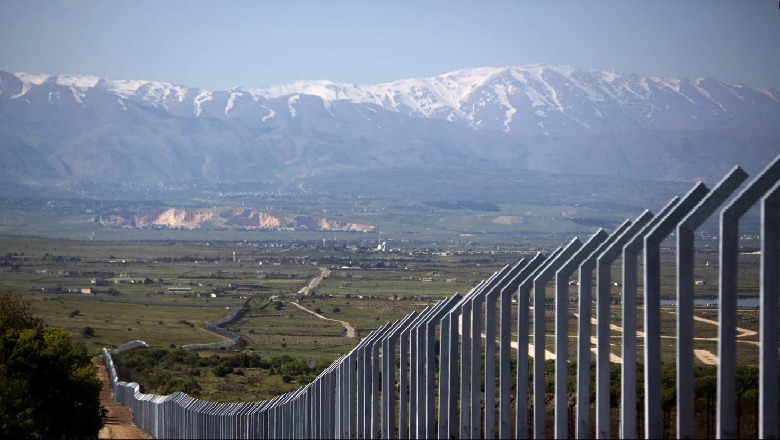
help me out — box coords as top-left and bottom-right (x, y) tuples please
(1, 64), (778, 193)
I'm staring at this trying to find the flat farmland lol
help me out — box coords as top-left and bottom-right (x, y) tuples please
(1, 231), (768, 406)
(27, 296), (230, 353)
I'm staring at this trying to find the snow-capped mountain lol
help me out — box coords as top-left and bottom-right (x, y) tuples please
(4, 64), (779, 134)
(0, 65), (778, 187)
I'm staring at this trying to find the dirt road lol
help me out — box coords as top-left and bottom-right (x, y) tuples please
(290, 301), (357, 338)
(92, 356), (151, 439)
(298, 267), (331, 295)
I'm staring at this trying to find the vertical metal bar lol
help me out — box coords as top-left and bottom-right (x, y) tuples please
(485, 292), (497, 440)
(334, 365), (341, 439)
(426, 320), (437, 439)
(356, 347), (365, 439)
(621, 246), (638, 439)
(399, 330), (409, 439)
(619, 200), (679, 439)
(556, 230), (609, 439)
(719, 213), (739, 439)
(533, 275), (547, 440)
(349, 351), (357, 439)
(438, 313), (451, 439)
(423, 298), (456, 439)
(569, 218), (636, 439)
(460, 299), (472, 438)
(343, 357), (351, 439)
(595, 257), (613, 439)
(332, 368), (339, 439)
(383, 313), (419, 440)
(644, 183), (709, 439)
(410, 325), (419, 439)
(448, 309), (459, 439)
(760, 181), (780, 439)
(472, 259), (526, 438)
(470, 294), (483, 439)
(598, 212), (660, 440)
(371, 341), (381, 439)
(717, 154), (780, 438)
(416, 324), (426, 439)
(576, 262), (593, 440)
(675, 167), (747, 438)
(383, 337), (392, 440)
(501, 255), (545, 439)
(535, 238), (582, 439)
(365, 343), (373, 438)
(517, 249), (561, 439)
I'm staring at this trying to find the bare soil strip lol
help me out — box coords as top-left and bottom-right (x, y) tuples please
(93, 356), (151, 439)
(298, 267), (331, 295)
(694, 349), (720, 365)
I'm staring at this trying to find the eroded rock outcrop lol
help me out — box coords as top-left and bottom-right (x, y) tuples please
(97, 208), (373, 232)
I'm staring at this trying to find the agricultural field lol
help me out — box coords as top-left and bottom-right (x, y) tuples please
(0, 220), (767, 403)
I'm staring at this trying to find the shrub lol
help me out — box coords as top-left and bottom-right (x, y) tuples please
(213, 365), (234, 377)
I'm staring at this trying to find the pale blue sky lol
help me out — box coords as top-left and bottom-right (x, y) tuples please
(1, 0), (778, 90)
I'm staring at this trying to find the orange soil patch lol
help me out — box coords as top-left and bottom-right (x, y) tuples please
(92, 356), (151, 439)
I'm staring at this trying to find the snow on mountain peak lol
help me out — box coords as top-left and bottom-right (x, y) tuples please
(4, 65), (778, 135)
(55, 75), (101, 89)
(249, 79), (370, 103)
(15, 72), (50, 85)
(106, 79), (153, 98)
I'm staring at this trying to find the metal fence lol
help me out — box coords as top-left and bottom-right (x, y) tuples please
(181, 301), (248, 351)
(102, 154), (780, 439)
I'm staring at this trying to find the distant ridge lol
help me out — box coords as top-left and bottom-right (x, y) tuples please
(0, 65), (778, 187)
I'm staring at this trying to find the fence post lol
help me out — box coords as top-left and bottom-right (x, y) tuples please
(470, 264), (516, 438)
(437, 311), (454, 439)
(516, 248), (561, 439)
(644, 182), (710, 439)
(676, 167), (747, 438)
(371, 322), (398, 439)
(572, 217), (636, 438)
(460, 292), (473, 439)
(717, 154), (780, 438)
(440, 291), (468, 440)
(555, 230), (610, 438)
(422, 295), (464, 438)
(760, 180), (780, 440)
(385, 313), (420, 439)
(399, 324), (410, 438)
(488, 262), (529, 437)
(500, 254), (546, 439)
(618, 197), (681, 439)
(534, 238), (582, 438)
(486, 259), (534, 438)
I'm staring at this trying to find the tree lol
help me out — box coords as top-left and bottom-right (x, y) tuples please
(0, 289), (106, 439)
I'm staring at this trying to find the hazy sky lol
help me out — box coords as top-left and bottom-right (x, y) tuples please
(1, 0), (779, 90)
